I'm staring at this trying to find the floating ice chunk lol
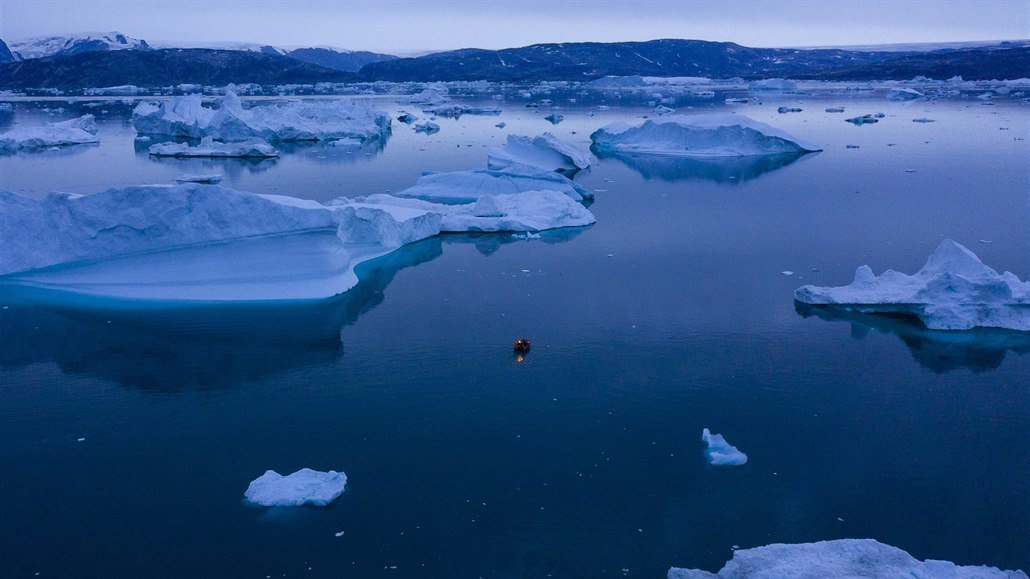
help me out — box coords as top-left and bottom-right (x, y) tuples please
(825, 107), (845, 113)
(667, 539), (1028, 579)
(912, 117), (936, 123)
(654, 105), (676, 115)
(149, 137), (279, 158)
(414, 122), (440, 134)
(244, 468), (348, 507)
(701, 428), (747, 466)
(487, 133), (591, 172)
(175, 173), (223, 184)
(495, 122), (506, 128)
(409, 88), (450, 105)
(748, 78), (796, 92)
(888, 87), (926, 100)
(423, 105), (501, 118)
(396, 112), (418, 124)
(724, 97), (751, 104)
(544, 113), (564, 125)
(0, 103), (13, 113)
(132, 91), (390, 142)
(846, 114), (880, 125)
(777, 107), (802, 113)
(0, 115), (99, 152)
(794, 240), (1030, 331)
(590, 114), (820, 158)
(589, 75), (648, 89)
(394, 166), (591, 203)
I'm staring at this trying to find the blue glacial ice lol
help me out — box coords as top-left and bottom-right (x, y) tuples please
(701, 428), (747, 466)
(0, 115), (99, 152)
(487, 133), (592, 173)
(244, 468), (348, 507)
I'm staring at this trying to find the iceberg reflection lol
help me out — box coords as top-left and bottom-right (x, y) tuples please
(593, 148), (813, 183)
(0, 237), (442, 391)
(795, 302), (1030, 374)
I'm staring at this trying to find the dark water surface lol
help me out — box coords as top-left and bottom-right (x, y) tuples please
(1, 93), (1028, 578)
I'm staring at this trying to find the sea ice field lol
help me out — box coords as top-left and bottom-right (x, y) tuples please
(0, 80), (1028, 577)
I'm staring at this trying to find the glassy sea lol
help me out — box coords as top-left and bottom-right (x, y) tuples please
(0, 90), (1028, 578)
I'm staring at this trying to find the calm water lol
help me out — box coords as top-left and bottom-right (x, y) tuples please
(1, 91), (1028, 578)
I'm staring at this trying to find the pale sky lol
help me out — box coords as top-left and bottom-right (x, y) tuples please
(0, 0), (1027, 55)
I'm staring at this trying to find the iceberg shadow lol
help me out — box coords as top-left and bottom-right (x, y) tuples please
(591, 148), (814, 183)
(0, 237), (442, 391)
(443, 226), (589, 257)
(794, 302), (1030, 374)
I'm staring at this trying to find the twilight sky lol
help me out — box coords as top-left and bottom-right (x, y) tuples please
(1, 0), (1027, 54)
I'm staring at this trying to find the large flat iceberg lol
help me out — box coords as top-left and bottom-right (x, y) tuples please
(590, 115), (820, 158)
(394, 167), (592, 203)
(794, 240), (1030, 331)
(487, 133), (591, 173)
(244, 468), (348, 507)
(0, 181), (593, 302)
(0, 115), (99, 152)
(132, 92), (390, 143)
(668, 539), (1027, 578)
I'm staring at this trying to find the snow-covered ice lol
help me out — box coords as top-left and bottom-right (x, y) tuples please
(0, 115), (99, 152)
(149, 137), (279, 158)
(590, 114), (820, 158)
(132, 92), (390, 142)
(394, 167), (591, 203)
(794, 240), (1030, 331)
(244, 468), (348, 507)
(749, 78), (797, 92)
(888, 87), (926, 100)
(668, 539), (1028, 578)
(487, 133), (591, 173)
(409, 88), (450, 105)
(701, 428), (747, 466)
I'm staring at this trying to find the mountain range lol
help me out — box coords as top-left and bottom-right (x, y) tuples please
(0, 32), (1026, 89)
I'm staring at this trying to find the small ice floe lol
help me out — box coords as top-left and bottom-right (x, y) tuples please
(846, 144), (860, 149)
(654, 105), (676, 115)
(590, 114), (820, 157)
(912, 118), (936, 123)
(887, 87), (925, 101)
(487, 133), (591, 173)
(334, 531), (346, 537)
(414, 122), (440, 134)
(77, 437), (86, 442)
(667, 539), (1028, 579)
(845, 113), (884, 125)
(0, 115), (99, 152)
(825, 107), (845, 113)
(777, 106), (802, 113)
(495, 122), (506, 128)
(244, 468), (348, 507)
(175, 173), (223, 184)
(701, 428), (747, 466)
(725, 97), (751, 104)
(544, 113), (564, 125)
(396, 112), (418, 124)
(781, 271), (794, 276)
(424, 105), (500, 118)
(794, 239), (1030, 331)
(149, 137), (279, 158)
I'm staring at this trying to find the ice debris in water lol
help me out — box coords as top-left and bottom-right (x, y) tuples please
(794, 239), (1030, 331)
(175, 173), (223, 184)
(846, 112), (886, 125)
(244, 468), (348, 507)
(748, 78), (797, 92)
(487, 133), (591, 173)
(777, 106), (802, 113)
(414, 122), (440, 134)
(132, 91), (390, 142)
(825, 107), (845, 113)
(149, 137), (279, 158)
(912, 117), (936, 123)
(887, 87), (926, 100)
(0, 115), (99, 152)
(590, 114), (820, 157)
(701, 428), (747, 466)
(667, 539), (1028, 579)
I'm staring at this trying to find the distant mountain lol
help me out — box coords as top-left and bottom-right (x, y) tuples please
(0, 49), (355, 89)
(357, 38), (1027, 82)
(796, 45), (1030, 81)
(8, 32), (150, 60)
(286, 47), (396, 73)
(0, 39), (14, 65)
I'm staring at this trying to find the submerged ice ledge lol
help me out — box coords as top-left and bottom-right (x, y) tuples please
(794, 240), (1030, 331)
(0, 177), (594, 302)
(668, 539), (1027, 578)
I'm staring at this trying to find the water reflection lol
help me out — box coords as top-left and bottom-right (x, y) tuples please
(445, 226), (589, 256)
(0, 237), (442, 391)
(795, 302), (1030, 373)
(592, 149), (813, 183)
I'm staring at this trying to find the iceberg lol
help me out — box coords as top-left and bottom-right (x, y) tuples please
(701, 428), (747, 466)
(668, 539), (1028, 578)
(244, 468), (347, 507)
(413, 122), (440, 134)
(409, 88), (450, 105)
(0, 181), (592, 302)
(748, 78), (797, 92)
(132, 91), (391, 143)
(590, 114), (820, 158)
(888, 87), (926, 100)
(487, 133), (591, 173)
(394, 167), (591, 203)
(148, 137), (279, 158)
(423, 104), (501, 118)
(793, 240), (1030, 331)
(0, 115), (99, 152)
